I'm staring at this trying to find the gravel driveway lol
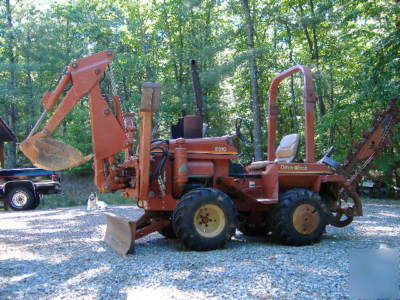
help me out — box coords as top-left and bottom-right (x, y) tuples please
(1, 199), (399, 299)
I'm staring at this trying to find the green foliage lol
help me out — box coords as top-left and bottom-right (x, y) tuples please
(0, 0), (399, 183)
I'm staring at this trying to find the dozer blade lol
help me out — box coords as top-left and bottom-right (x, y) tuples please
(104, 213), (136, 256)
(19, 134), (92, 171)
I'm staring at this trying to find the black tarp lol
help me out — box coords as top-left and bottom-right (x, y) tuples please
(0, 119), (15, 142)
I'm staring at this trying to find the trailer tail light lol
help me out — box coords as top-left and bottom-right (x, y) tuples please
(51, 174), (59, 182)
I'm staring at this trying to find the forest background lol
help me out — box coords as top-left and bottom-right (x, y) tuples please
(0, 0), (399, 198)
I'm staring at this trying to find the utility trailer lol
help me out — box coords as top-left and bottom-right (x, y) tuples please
(0, 168), (61, 210)
(0, 118), (61, 211)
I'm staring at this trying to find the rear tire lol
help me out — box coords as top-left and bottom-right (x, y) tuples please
(7, 187), (36, 211)
(272, 188), (327, 246)
(172, 188), (237, 251)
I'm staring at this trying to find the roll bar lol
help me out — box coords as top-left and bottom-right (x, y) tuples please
(267, 65), (317, 163)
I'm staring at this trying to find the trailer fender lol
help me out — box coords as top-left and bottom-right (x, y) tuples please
(3, 180), (36, 195)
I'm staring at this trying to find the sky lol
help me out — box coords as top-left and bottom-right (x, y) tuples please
(33, 0), (70, 11)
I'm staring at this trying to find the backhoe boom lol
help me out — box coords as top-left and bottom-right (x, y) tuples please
(20, 50), (128, 192)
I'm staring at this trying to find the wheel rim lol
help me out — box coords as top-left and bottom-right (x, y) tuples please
(194, 204), (226, 238)
(292, 204), (320, 235)
(11, 191), (29, 207)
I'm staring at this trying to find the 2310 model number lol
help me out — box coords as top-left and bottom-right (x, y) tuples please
(214, 146), (227, 152)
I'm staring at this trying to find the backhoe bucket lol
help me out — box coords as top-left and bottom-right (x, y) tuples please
(20, 135), (92, 171)
(104, 213), (136, 256)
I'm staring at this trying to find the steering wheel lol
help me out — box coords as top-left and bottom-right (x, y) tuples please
(235, 117), (253, 147)
(235, 117), (254, 160)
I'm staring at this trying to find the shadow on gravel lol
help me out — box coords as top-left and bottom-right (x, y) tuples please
(1, 201), (399, 299)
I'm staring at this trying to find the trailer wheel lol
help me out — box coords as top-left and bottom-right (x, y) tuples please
(158, 224), (176, 239)
(31, 194), (41, 210)
(172, 188), (237, 251)
(6, 187), (36, 211)
(272, 188), (327, 246)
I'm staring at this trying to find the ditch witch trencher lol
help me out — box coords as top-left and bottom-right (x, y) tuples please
(20, 51), (398, 255)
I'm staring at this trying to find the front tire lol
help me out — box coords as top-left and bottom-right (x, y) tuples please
(7, 187), (36, 211)
(172, 188), (237, 251)
(272, 188), (327, 246)
(158, 224), (176, 239)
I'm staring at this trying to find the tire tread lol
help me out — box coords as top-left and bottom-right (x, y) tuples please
(172, 188), (237, 251)
(272, 188), (327, 246)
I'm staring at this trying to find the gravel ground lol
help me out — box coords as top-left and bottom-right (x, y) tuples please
(0, 199), (399, 299)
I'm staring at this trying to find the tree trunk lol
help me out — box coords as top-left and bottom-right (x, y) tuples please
(142, 33), (153, 81)
(240, 0), (263, 161)
(122, 76), (129, 102)
(25, 30), (35, 137)
(328, 69), (335, 145)
(286, 25), (298, 133)
(178, 25), (185, 116)
(308, 0), (326, 117)
(298, 1), (326, 118)
(5, 0), (17, 168)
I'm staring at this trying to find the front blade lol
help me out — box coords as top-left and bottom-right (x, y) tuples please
(19, 135), (92, 171)
(104, 213), (136, 256)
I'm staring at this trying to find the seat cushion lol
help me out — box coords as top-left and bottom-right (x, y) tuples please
(247, 134), (299, 169)
(275, 134), (299, 163)
(248, 160), (271, 170)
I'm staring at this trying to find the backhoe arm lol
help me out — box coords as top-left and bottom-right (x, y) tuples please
(20, 50), (129, 192)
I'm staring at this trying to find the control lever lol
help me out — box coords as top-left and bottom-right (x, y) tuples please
(319, 146), (341, 169)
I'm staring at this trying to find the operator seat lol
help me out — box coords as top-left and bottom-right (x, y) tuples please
(275, 133), (300, 163)
(249, 133), (300, 170)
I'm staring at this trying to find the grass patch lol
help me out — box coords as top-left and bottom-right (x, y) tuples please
(40, 174), (135, 209)
(38, 174), (400, 210)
